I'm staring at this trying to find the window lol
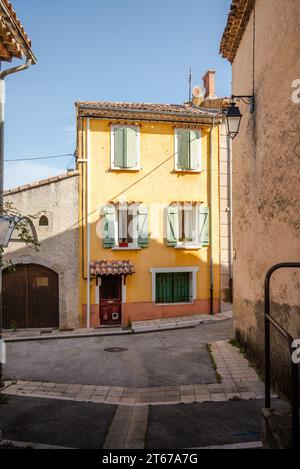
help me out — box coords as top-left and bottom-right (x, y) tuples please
(175, 129), (202, 172)
(103, 203), (149, 249)
(166, 203), (209, 248)
(156, 272), (191, 304)
(111, 125), (140, 170)
(39, 215), (49, 226)
(150, 267), (199, 304)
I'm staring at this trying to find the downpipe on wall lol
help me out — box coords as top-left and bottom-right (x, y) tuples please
(209, 118), (214, 315)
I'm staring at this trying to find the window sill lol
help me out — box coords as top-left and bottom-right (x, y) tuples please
(173, 169), (202, 174)
(155, 301), (194, 306)
(112, 246), (141, 251)
(109, 167), (141, 172)
(175, 245), (201, 250)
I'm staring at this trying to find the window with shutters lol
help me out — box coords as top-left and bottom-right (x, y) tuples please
(174, 128), (202, 172)
(111, 125), (140, 170)
(166, 203), (210, 248)
(155, 272), (192, 304)
(103, 203), (149, 250)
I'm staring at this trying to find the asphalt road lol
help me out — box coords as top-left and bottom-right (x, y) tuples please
(146, 400), (263, 448)
(4, 320), (233, 387)
(0, 395), (116, 449)
(0, 394), (266, 449)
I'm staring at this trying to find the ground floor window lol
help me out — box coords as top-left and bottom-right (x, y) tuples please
(156, 272), (191, 304)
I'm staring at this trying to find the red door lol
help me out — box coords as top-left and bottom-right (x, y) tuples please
(100, 276), (122, 325)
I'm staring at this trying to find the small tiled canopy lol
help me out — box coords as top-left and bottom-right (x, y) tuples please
(90, 260), (135, 276)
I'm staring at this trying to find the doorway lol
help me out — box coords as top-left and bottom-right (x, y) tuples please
(99, 275), (122, 325)
(3, 263), (59, 329)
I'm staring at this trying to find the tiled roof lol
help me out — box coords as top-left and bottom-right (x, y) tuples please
(220, 0), (255, 63)
(4, 171), (79, 196)
(90, 260), (135, 277)
(0, 0), (36, 62)
(76, 101), (222, 124)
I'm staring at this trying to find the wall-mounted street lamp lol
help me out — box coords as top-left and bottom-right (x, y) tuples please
(225, 95), (255, 139)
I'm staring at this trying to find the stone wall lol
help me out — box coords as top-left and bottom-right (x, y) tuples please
(230, 0), (300, 395)
(3, 172), (80, 329)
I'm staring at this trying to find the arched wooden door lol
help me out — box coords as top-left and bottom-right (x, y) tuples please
(3, 264), (59, 329)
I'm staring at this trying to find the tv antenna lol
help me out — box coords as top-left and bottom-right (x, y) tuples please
(188, 67), (192, 103)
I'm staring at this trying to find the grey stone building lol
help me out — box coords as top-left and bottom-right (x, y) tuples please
(3, 171), (80, 329)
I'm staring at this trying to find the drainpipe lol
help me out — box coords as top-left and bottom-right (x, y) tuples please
(0, 58), (33, 388)
(227, 135), (233, 302)
(86, 119), (91, 328)
(209, 118), (214, 315)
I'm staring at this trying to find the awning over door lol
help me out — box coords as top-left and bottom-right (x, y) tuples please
(90, 260), (135, 276)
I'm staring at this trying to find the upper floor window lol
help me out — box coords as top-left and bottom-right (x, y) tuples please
(166, 203), (209, 248)
(175, 129), (202, 172)
(39, 215), (49, 227)
(111, 125), (140, 170)
(103, 203), (149, 250)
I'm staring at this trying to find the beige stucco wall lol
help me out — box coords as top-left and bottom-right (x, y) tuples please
(231, 0), (300, 393)
(3, 173), (80, 329)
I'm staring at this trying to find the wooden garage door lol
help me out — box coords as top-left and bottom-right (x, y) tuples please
(3, 264), (59, 329)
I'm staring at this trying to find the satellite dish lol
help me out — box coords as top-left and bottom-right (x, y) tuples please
(192, 85), (205, 99)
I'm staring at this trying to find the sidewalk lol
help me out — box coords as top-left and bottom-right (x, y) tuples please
(1, 339), (267, 406)
(3, 311), (233, 343)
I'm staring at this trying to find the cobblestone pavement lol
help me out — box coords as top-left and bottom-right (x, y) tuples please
(2, 340), (268, 405)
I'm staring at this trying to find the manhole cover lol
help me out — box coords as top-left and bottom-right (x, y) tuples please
(104, 347), (128, 353)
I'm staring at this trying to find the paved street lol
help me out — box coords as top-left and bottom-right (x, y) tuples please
(0, 395), (265, 449)
(3, 320), (233, 387)
(1, 320), (269, 449)
(0, 395), (116, 449)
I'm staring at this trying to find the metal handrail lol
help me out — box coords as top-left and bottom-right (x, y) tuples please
(265, 262), (300, 449)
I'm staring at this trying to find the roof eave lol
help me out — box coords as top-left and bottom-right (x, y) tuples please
(219, 0), (255, 63)
(0, 0), (37, 63)
(75, 104), (222, 123)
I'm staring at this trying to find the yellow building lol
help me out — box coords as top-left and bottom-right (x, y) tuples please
(76, 72), (231, 327)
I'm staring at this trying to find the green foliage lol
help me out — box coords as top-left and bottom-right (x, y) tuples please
(207, 343), (222, 383)
(0, 202), (40, 269)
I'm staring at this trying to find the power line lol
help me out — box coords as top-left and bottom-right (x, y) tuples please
(5, 153), (74, 162)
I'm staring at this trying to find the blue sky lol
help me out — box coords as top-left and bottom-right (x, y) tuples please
(4, 0), (231, 189)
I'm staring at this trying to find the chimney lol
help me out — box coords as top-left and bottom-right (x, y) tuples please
(202, 70), (216, 99)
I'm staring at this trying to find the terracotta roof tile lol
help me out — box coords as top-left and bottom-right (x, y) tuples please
(220, 0), (255, 63)
(76, 101), (222, 123)
(90, 260), (135, 277)
(0, 0), (36, 62)
(4, 171), (79, 196)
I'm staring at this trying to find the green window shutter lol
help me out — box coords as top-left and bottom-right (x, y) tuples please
(156, 273), (173, 303)
(198, 205), (210, 246)
(103, 205), (116, 248)
(177, 130), (190, 170)
(114, 127), (125, 168)
(166, 205), (178, 247)
(125, 127), (138, 168)
(137, 206), (149, 247)
(190, 130), (202, 171)
(173, 272), (190, 303)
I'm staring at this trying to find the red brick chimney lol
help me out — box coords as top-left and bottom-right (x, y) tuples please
(202, 70), (216, 99)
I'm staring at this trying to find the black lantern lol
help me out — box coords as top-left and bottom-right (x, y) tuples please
(225, 101), (243, 139)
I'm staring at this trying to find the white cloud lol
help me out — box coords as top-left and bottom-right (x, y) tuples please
(4, 161), (66, 190)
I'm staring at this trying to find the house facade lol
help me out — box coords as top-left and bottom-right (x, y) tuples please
(76, 73), (232, 327)
(220, 0), (300, 394)
(3, 172), (80, 330)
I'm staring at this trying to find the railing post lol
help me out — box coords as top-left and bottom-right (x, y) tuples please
(264, 271), (271, 409)
(291, 359), (299, 449)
